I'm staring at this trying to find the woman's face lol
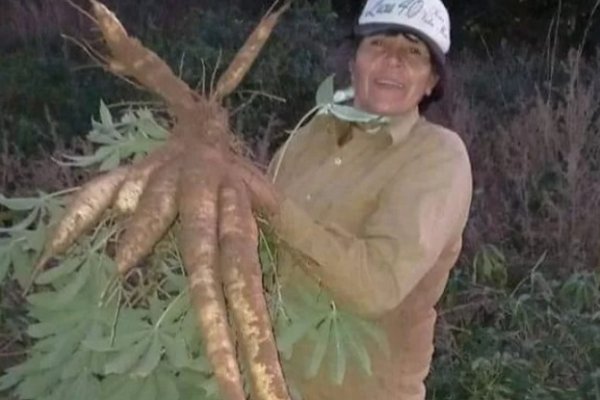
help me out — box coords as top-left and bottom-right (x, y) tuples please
(350, 33), (439, 116)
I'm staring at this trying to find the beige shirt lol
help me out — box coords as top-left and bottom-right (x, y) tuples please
(269, 109), (472, 400)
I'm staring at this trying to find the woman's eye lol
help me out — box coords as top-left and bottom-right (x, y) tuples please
(370, 39), (384, 47)
(408, 47), (422, 56)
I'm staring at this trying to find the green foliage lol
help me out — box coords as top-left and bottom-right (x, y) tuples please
(428, 247), (600, 400)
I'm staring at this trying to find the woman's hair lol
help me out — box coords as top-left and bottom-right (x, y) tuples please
(328, 31), (446, 113)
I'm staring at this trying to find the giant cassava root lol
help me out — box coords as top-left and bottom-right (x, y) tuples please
(33, 1), (290, 400)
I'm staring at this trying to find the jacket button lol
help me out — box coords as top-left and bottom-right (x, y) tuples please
(334, 157), (342, 166)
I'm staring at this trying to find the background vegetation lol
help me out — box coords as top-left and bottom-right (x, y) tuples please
(1, 0), (599, 398)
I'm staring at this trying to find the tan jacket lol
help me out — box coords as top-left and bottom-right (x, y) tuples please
(269, 109), (472, 400)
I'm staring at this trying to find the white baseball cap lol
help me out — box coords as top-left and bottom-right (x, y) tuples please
(354, 0), (451, 65)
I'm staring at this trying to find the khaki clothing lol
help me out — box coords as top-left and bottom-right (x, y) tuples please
(269, 110), (472, 400)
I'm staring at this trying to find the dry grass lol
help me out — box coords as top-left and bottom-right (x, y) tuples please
(428, 49), (600, 275)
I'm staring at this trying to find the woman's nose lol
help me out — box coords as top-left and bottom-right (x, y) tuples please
(383, 49), (407, 68)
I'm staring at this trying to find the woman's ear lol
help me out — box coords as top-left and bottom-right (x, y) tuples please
(426, 72), (440, 96)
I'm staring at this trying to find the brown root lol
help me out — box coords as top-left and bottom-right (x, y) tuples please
(179, 161), (246, 400)
(219, 178), (290, 400)
(211, 1), (291, 102)
(89, 0), (201, 116)
(44, 166), (129, 258)
(114, 145), (180, 214)
(115, 160), (179, 274)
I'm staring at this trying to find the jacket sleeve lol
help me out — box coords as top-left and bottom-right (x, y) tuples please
(271, 134), (472, 317)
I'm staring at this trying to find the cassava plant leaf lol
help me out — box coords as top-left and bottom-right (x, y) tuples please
(137, 375), (158, 400)
(104, 335), (152, 375)
(330, 314), (346, 385)
(34, 256), (86, 285)
(306, 315), (332, 378)
(99, 100), (114, 127)
(160, 333), (190, 369)
(276, 311), (325, 360)
(0, 245), (11, 282)
(129, 333), (162, 378)
(0, 194), (42, 211)
(156, 370), (179, 400)
(316, 74), (335, 106)
(0, 208), (40, 233)
(99, 149), (122, 171)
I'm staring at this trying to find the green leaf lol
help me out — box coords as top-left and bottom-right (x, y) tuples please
(305, 316), (332, 378)
(70, 372), (101, 400)
(104, 335), (152, 375)
(148, 293), (164, 326)
(38, 324), (86, 369)
(316, 74), (335, 106)
(87, 130), (118, 145)
(177, 370), (214, 397)
(0, 368), (23, 391)
(156, 370), (179, 400)
(330, 315), (346, 385)
(11, 244), (33, 288)
(99, 149), (121, 171)
(61, 350), (92, 380)
(0, 194), (41, 211)
(137, 376), (158, 400)
(99, 100), (114, 127)
(136, 117), (168, 140)
(329, 104), (386, 123)
(23, 226), (46, 253)
(16, 368), (62, 399)
(276, 312), (324, 359)
(160, 333), (190, 369)
(58, 145), (114, 168)
(0, 207), (39, 232)
(102, 376), (144, 400)
(341, 322), (372, 375)
(0, 246), (11, 282)
(35, 256), (85, 285)
(49, 259), (92, 307)
(349, 316), (390, 355)
(83, 330), (150, 352)
(130, 334), (162, 378)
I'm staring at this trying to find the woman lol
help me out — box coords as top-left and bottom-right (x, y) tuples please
(264, 0), (472, 399)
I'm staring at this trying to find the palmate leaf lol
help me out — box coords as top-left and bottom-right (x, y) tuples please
(340, 319), (372, 375)
(155, 370), (179, 400)
(15, 367), (62, 399)
(99, 100), (114, 127)
(275, 304), (325, 360)
(0, 193), (46, 211)
(277, 285), (389, 384)
(160, 333), (190, 369)
(176, 369), (216, 399)
(104, 335), (154, 375)
(100, 367), (182, 400)
(27, 258), (92, 309)
(129, 333), (162, 378)
(305, 314), (332, 379)
(98, 149), (122, 171)
(315, 74), (335, 106)
(34, 256), (86, 285)
(37, 324), (88, 369)
(11, 243), (35, 288)
(102, 375), (145, 400)
(0, 244), (10, 281)
(0, 207), (40, 233)
(330, 314), (346, 385)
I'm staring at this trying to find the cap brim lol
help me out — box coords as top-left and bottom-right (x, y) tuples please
(354, 23), (445, 66)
